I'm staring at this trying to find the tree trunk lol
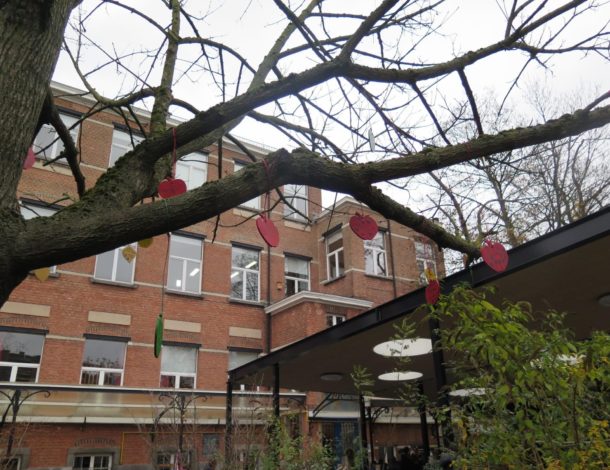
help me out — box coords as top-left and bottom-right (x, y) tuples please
(0, 1), (76, 305)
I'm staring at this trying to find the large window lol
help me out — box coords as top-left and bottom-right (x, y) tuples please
(109, 128), (143, 167)
(33, 113), (80, 164)
(228, 350), (259, 391)
(364, 232), (387, 276)
(326, 230), (344, 280)
(230, 246), (260, 301)
(80, 338), (126, 386)
(176, 152), (207, 190)
(285, 256), (309, 296)
(160, 345), (197, 389)
(233, 162), (260, 210)
(94, 245), (137, 285)
(21, 202), (58, 274)
(0, 331), (44, 383)
(283, 184), (307, 221)
(167, 235), (202, 294)
(415, 240), (437, 285)
(73, 455), (112, 470)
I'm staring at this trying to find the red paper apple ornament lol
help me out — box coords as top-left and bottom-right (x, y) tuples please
(23, 147), (36, 170)
(158, 177), (187, 199)
(256, 215), (279, 247)
(481, 239), (509, 272)
(425, 280), (440, 304)
(349, 213), (378, 240)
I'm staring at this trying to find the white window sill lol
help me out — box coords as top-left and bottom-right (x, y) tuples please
(321, 274), (346, 285)
(228, 297), (266, 307)
(164, 288), (203, 299)
(91, 278), (137, 289)
(364, 273), (392, 281)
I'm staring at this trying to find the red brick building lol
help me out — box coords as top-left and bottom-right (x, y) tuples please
(0, 82), (443, 469)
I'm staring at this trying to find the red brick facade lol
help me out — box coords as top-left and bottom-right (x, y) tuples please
(0, 83), (443, 469)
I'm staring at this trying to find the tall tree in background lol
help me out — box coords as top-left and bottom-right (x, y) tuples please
(417, 88), (608, 270)
(0, 0), (609, 303)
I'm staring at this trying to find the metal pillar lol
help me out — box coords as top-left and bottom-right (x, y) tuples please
(417, 382), (430, 463)
(428, 316), (452, 447)
(225, 380), (233, 457)
(273, 363), (280, 419)
(358, 394), (369, 469)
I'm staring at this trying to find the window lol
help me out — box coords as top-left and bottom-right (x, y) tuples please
(33, 113), (79, 164)
(94, 245), (137, 284)
(230, 246), (259, 301)
(326, 314), (346, 328)
(21, 202), (58, 274)
(283, 184), (307, 221)
(156, 452), (190, 470)
(285, 256), (309, 296)
(326, 230), (344, 280)
(415, 240), (437, 285)
(167, 235), (202, 294)
(202, 434), (220, 457)
(1, 458), (21, 470)
(80, 338), (126, 386)
(234, 162), (260, 210)
(160, 345), (197, 389)
(364, 232), (387, 276)
(176, 152), (207, 190)
(73, 455), (112, 470)
(228, 350), (259, 391)
(0, 331), (44, 383)
(109, 128), (143, 167)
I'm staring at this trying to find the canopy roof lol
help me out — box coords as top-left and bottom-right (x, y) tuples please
(230, 207), (610, 399)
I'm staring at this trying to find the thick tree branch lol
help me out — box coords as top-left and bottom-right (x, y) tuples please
(16, 103), (610, 271)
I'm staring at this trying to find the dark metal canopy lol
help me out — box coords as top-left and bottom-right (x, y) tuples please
(230, 207), (610, 399)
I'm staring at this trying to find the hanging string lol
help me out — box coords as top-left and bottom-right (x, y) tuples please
(262, 159), (272, 215)
(172, 128), (177, 178)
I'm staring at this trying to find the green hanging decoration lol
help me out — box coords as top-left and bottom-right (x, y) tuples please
(154, 313), (164, 358)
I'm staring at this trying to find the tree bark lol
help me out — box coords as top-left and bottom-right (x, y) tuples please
(0, 0), (77, 301)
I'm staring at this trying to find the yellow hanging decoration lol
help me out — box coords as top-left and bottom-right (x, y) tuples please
(122, 246), (137, 263)
(33, 267), (51, 282)
(425, 267), (437, 282)
(138, 238), (153, 248)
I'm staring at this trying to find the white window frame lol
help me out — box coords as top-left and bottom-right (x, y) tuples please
(230, 246), (260, 302)
(284, 256), (310, 296)
(364, 231), (388, 276)
(283, 184), (308, 221)
(415, 240), (437, 285)
(0, 331), (45, 384)
(326, 314), (346, 327)
(33, 112), (80, 164)
(72, 454), (112, 470)
(326, 230), (344, 280)
(234, 162), (260, 210)
(160, 345), (197, 389)
(20, 202), (58, 274)
(80, 339), (126, 386)
(176, 152), (208, 190)
(166, 234), (203, 294)
(93, 244), (137, 285)
(109, 128), (143, 167)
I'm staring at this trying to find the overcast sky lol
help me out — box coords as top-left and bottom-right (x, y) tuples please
(52, 1), (609, 206)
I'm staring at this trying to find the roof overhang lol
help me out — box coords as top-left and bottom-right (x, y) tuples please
(231, 207), (610, 399)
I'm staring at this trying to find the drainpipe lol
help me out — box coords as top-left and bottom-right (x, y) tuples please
(386, 220), (398, 298)
(266, 244), (272, 353)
